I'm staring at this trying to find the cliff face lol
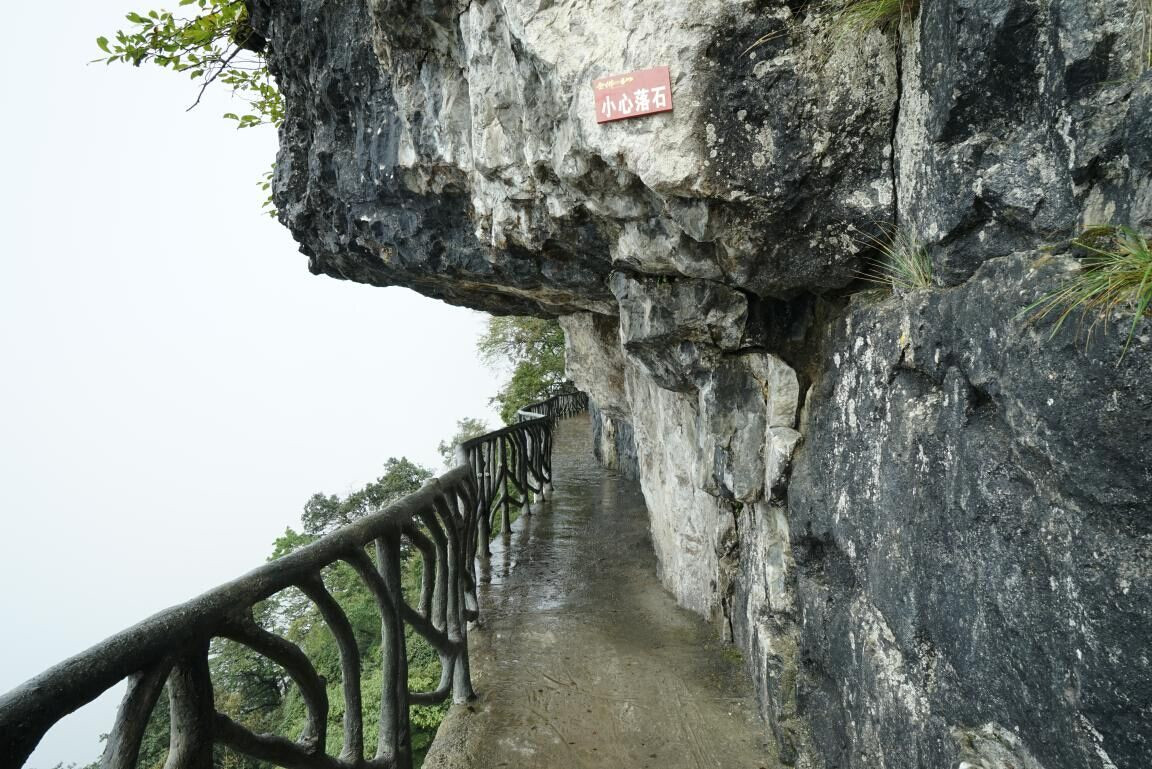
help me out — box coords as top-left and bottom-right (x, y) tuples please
(251, 0), (1152, 766)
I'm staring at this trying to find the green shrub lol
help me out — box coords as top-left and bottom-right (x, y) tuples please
(1026, 226), (1152, 359)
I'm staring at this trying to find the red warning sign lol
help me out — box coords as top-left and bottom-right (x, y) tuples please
(592, 66), (673, 124)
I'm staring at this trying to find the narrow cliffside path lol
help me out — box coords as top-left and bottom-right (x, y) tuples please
(424, 415), (775, 769)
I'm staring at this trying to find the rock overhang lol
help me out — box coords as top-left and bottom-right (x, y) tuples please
(249, 0), (899, 316)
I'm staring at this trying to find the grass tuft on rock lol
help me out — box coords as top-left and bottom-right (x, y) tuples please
(835, 0), (919, 35)
(860, 225), (933, 292)
(1026, 226), (1152, 359)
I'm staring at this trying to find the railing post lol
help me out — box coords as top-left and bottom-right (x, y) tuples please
(479, 445), (492, 554)
(298, 578), (364, 764)
(499, 437), (512, 535)
(542, 422), (554, 497)
(163, 647), (214, 769)
(101, 660), (172, 769)
(455, 477), (482, 618)
(432, 494), (477, 704)
(518, 431), (532, 517)
(376, 530), (412, 769)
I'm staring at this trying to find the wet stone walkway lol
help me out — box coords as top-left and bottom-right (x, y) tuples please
(424, 416), (774, 769)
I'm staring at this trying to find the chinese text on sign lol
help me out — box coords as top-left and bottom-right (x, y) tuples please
(592, 66), (673, 123)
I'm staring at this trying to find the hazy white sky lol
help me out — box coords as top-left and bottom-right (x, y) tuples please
(0, 4), (502, 766)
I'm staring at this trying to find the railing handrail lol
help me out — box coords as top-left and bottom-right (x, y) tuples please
(513, 390), (589, 425)
(457, 413), (548, 450)
(454, 392), (585, 452)
(0, 470), (468, 745)
(0, 391), (589, 769)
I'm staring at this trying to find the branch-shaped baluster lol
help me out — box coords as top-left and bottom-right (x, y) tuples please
(513, 435), (534, 513)
(533, 424), (546, 496)
(101, 659), (173, 769)
(498, 436), (512, 535)
(518, 426), (543, 496)
(399, 590), (455, 706)
(218, 613), (328, 757)
(488, 440), (500, 540)
(377, 532), (412, 769)
(443, 484), (476, 619)
(466, 449), (480, 548)
(412, 509), (453, 697)
(512, 430), (533, 517)
(505, 433), (523, 500)
(511, 436), (524, 522)
(212, 717), (342, 769)
(298, 577), (363, 764)
(542, 422), (554, 491)
(445, 483), (480, 619)
(414, 512), (449, 631)
(398, 604), (454, 657)
(477, 443), (493, 552)
(432, 493), (476, 703)
(537, 423), (551, 496)
(477, 443), (487, 505)
(454, 475), (477, 557)
(490, 438), (501, 508)
(454, 476), (482, 619)
(345, 542), (411, 769)
(401, 523), (437, 620)
(163, 647), (214, 769)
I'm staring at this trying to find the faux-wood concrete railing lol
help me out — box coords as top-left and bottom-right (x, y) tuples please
(0, 391), (588, 769)
(466, 390), (588, 547)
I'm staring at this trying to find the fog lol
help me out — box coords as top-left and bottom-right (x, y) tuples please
(0, 3), (501, 765)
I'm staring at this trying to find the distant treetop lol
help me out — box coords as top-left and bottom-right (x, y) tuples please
(478, 317), (568, 424)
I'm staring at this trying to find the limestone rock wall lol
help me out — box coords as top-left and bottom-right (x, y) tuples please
(589, 401), (639, 478)
(789, 254), (1151, 769)
(253, 0), (1152, 766)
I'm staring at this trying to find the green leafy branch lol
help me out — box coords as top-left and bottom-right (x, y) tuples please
(96, 0), (283, 129)
(259, 166), (277, 217)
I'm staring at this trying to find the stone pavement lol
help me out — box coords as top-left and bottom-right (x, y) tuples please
(423, 415), (776, 769)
